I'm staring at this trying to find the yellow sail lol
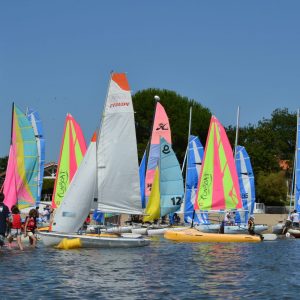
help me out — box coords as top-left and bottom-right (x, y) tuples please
(143, 167), (160, 222)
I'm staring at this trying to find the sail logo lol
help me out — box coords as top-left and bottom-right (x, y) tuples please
(199, 173), (212, 203)
(156, 123), (168, 131)
(109, 102), (130, 108)
(147, 183), (152, 192)
(162, 145), (170, 154)
(57, 170), (69, 198)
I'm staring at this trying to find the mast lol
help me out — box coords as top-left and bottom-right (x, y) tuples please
(10, 102), (15, 145)
(234, 106), (240, 159)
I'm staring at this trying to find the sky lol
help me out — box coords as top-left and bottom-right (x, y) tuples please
(1, 1), (300, 162)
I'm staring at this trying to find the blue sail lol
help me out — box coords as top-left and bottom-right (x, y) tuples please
(295, 114), (300, 213)
(160, 137), (184, 217)
(139, 150), (147, 209)
(27, 108), (45, 206)
(235, 145), (255, 223)
(184, 135), (208, 224)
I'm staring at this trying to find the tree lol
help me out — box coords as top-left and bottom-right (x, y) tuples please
(256, 171), (288, 206)
(133, 88), (212, 163)
(0, 156), (8, 173)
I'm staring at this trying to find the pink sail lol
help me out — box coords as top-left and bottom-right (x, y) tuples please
(52, 114), (87, 209)
(3, 105), (39, 210)
(144, 102), (171, 205)
(195, 116), (242, 211)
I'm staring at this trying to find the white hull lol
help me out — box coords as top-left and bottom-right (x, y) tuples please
(40, 231), (150, 248)
(195, 224), (220, 233)
(262, 234), (277, 241)
(224, 224), (268, 234)
(131, 227), (148, 235)
(102, 226), (133, 234)
(272, 223), (284, 234)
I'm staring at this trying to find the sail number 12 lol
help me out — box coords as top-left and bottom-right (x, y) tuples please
(171, 197), (182, 206)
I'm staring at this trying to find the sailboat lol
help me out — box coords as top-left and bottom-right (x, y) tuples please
(224, 145), (268, 234)
(2, 104), (39, 210)
(40, 73), (150, 248)
(51, 114), (87, 209)
(182, 135), (221, 233)
(145, 101), (171, 206)
(141, 137), (185, 235)
(165, 116), (261, 242)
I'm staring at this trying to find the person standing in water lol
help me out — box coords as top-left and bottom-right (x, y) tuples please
(0, 192), (10, 248)
(24, 209), (38, 247)
(7, 205), (24, 250)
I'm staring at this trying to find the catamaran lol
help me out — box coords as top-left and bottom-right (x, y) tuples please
(40, 73), (150, 248)
(165, 116), (261, 242)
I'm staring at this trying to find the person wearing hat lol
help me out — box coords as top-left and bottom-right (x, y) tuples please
(290, 209), (299, 228)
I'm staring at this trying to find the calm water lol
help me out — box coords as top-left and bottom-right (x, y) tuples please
(0, 237), (299, 300)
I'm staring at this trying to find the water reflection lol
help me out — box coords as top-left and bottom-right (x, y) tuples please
(1, 238), (300, 299)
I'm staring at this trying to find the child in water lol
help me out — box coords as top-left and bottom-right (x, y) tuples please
(24, 209), (38, 247)
(7, 205), (24, 250)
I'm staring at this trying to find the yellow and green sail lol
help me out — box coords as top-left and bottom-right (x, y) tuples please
(52, 113), (87, 209)
(3, 104), (39, 210)
(195, 116), (242, 211)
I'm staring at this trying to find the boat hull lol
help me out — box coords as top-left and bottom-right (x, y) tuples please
(224, 224), (268, 234)
(272, 223), (284, 234)
(288, 228), (300, 238)
(164, 228), (261, 243)
(40, 232), (150, 248)
(195, 224), (220, 233)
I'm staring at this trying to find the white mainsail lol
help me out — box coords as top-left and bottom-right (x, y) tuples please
(52, 136), (97, 233)
(97, 73), (142, 215)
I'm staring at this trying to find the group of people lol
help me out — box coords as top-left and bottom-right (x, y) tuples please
(0, 191), (53, 250)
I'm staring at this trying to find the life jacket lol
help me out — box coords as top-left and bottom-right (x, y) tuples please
(26, 217), (36, 232)
(248, 219), (255, 230)
(11, 214), (22, 229)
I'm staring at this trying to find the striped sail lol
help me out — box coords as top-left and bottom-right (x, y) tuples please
(184, 135), (208, 224)
(97, 73), (142, 214)
(145, 103), (171, 206)
(235, 145), (255, 223)
(139, 150), (147, 209)
(3, 104), (39, 209)
(52, 134), (97, 233)
(27, 108), (45, 206)
(195, 116), (242, 211)
(144, 137), (184, 221)
(52, 114), (87, 209)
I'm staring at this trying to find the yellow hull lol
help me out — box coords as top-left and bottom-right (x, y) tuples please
(164, 228), (261, 243)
